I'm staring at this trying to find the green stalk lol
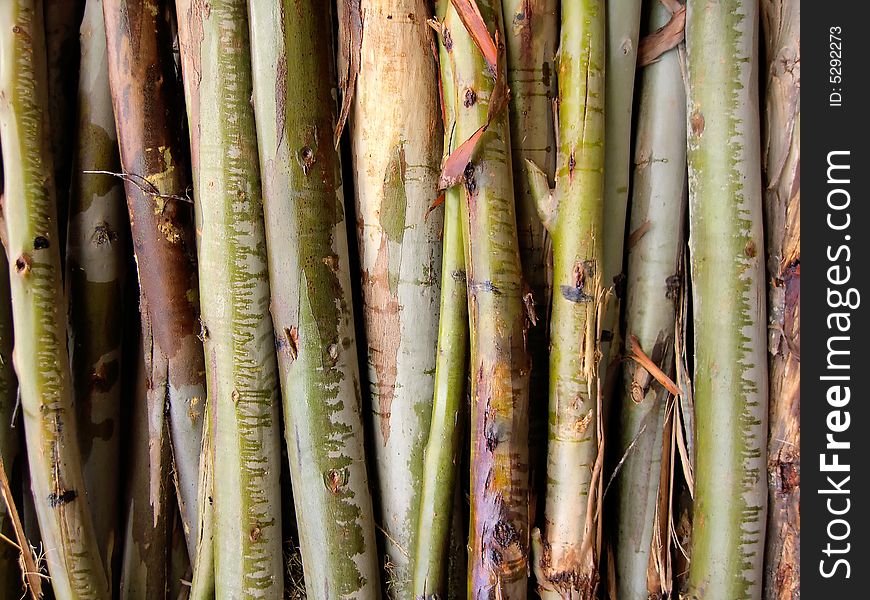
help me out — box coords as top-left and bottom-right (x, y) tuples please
(412, 1), (469, 595)
(500, 0), (557, 521)
(685, 1), (768, 598)
(247, 2), (380, 598)
(527, 0), (605, 597)
(102, 0), (206, 557)
(345, 3), (443, 592)
(760, 2), (799, 598)
(0, 1), (110, 597)
(600, 0), (642, 348)
(447, 2), (531, 597)
(612, 1), (687, 596)
(67, 0), (126, 576)
(188, 1), (285, 596)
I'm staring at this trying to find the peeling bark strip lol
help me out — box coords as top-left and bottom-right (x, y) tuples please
(103, 0), (206, 556)
(685, 1), (769, 598)
(186, 1), (285, 596)
(335, 0), (363, 145)
(613, 1), (687, 595)
(67, 0), (126, 577)
(120, 332), (173, 599)
(344, 1), (443, 594)
(760, 1), (800, 599)
(637, 5), (686, 67)
(446, 2), (531, 598)
(412, 2), (470, 596)
(247, 2), (381, 598)
(526, 1), (606, 598)
(0, 1), (110, 598)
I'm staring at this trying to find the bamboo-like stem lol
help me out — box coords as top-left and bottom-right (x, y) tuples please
(612, 2), (687, 597)
(120, 332), (172, 599)
(66, 0), (126, 577)
(412, 2), (469, 595)
(102, 0), (206, 557)
(247, 2), (380, 597)
(500, 0), (556, 522)
(186, 1), (285, 596)
(446, 2), (531, 598)
(0, 1), (110, 597)
(600, 0), (642, 342)
(344, 3), (443, 593)
(685, 1), (768, 597)
(760, 1), (799, 598)
(529, 1), (605, 597)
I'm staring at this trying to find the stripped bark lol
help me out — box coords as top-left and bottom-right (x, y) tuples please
(685, 0), (769, 597)
(612, 1), (687, 596)
(500, 0), (557, 527)
(343, 3), (443, 593)
(67, 0), (126, 576)
(760, 1), (800, 598)
(247, 2), (381, 597)
(445, 2), (531, 597)
(102, 0), (206, 556)
(120, 332), (172, 599)
(412, 3), (469, 595)
(185, 1), (284, 596)
(0, 1), (110, 596)
(527, 0), (606, 597)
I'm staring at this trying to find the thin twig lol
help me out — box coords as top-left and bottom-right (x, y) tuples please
(82, 170), (192, 204)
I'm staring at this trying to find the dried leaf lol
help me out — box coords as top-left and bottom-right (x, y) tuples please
(638, 5), (686, 67)
(438, 124), (485, 189)
(424, 192), (445, 220)
(627, 335), (681, 397)
(450, 0), (497, 71)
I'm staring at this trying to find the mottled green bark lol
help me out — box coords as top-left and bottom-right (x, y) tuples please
(685, 1), (768, 598)
(412, 3), (469, 595)
(447, 2), (531, 598)
(760, 2), (800, 598)
(0, 1), (110, 597)
(67, 0), (126, 577)
(247, 2), (379, 598)
(345, 3), (443, 593)
(613, 2), (686, 597)
(189, 1), (284, 596)
(528, 0), (605, 597)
